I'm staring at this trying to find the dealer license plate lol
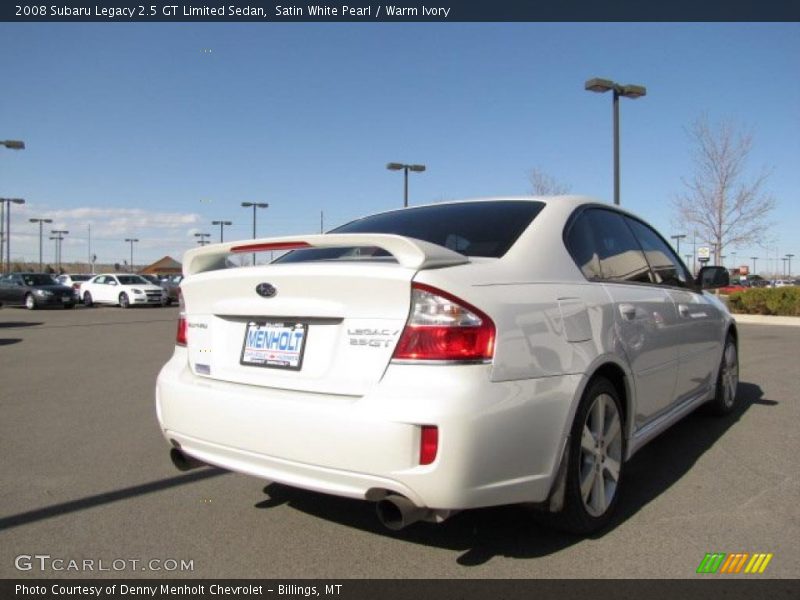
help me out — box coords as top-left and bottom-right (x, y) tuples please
(240, 321), (307, 370)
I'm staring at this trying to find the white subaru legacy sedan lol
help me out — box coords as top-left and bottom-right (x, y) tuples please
(156, 197), (738, 533)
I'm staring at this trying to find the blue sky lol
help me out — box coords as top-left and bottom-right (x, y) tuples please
(1, 23), (798, 275)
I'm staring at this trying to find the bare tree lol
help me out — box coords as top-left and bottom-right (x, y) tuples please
(527, 168), (571, 196)
(673, 116), (775, 263)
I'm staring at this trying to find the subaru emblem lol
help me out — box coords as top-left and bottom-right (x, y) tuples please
(256, 283), (277, 298)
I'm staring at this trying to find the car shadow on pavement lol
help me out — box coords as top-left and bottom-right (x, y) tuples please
(0, 338), (22, 346)
(255, 381), (770, 566)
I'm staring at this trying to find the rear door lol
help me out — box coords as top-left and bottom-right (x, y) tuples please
(576, 208), (681, 429)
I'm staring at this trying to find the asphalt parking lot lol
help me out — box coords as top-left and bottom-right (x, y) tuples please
(0, 305), (798, 579)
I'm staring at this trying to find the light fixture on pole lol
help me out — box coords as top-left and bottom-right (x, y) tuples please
(51, 230), (69, 273)
(0, 141), (25, 272)
(241, 202), (269, 265)
(670, 234), (686, 256)
(211, 220), (232, 243)
(1, 198), (25, 274)
(386, 163), (426, 207)
(29, 218), (53, 271)
(124, 238), (139, 273)
(194, 232), (211, 246)
(584, 78), (647, 206)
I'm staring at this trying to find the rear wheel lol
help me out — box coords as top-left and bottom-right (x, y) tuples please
(557, 377), (625, 534)
(119, 293), (130, 309)
(707, 333), (739, 416)
(83, 292), (94, 307)
(25, 294), (37, 310)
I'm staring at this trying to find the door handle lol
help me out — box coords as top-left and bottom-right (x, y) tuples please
(678, 304), (690, 317)
(619, 303), (637, 320)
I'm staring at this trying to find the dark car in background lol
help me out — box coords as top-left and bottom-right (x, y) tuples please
(0, 273), (76, 309)
(159, 274), (182, 306)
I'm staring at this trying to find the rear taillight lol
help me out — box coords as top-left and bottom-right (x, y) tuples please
(392, 283), (495, 362)
(176, 313), (187, 346)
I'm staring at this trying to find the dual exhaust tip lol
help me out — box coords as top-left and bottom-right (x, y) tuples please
(168, 448), (448, 530)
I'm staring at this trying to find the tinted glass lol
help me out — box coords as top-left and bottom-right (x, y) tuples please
(565, 212), (601, 279)
(276, 201), (545, 263)
(625, 217), (689, 287)
(584, 209), (652, 283)
(118, 275), (149, 285)
(22, 274), (56, 286)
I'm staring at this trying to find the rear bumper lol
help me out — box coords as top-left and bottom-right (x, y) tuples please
(156, 348), (581, 510)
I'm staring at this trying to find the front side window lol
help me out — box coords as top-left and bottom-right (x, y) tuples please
(624, 217), (690, 288)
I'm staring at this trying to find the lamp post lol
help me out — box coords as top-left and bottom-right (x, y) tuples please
(670, 234), (686, 256)
(211, 220), (232, 243)
(241, 202), (269, 265)
(787, 254), (795, 279)
(51, 230), (69, 273)
(29, 218), (53, 271)
(751, 256), (758, 276)
(781, 257), (788, 278)
(1, 198), (25, 273)
(584, 78), (647, 206)
(386, 163), (426, 207)
(194, 232), (211, 246)
(0, 140), (25, 272)
(125, 238), (139, 273)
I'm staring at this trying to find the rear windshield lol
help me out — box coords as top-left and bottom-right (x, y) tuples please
(276, 201), (544, 264)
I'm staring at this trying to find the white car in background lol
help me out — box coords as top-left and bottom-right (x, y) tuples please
(56, 273), (94, 301)
(156, 196), (737, 534)
(82, 274), (165, 308)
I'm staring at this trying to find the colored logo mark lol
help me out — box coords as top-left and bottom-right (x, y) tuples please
(696, 552), (773, 574)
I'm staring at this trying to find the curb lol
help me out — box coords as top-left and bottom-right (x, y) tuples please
(732, 314), (800, 327)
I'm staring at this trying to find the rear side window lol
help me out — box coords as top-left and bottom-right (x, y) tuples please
(276, 201), (544, 263)
(566, 208), (652, 284)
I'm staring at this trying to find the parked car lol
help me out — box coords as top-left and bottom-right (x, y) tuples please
(159, 274), (183, 306)
(81, 274), (165, 308)
(56, 273), (94, 302)
(0, 272), (76, 309)
(156, 196), (738, 534)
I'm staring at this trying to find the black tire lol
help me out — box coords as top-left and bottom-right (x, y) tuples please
(706, 333), (739, 416)
(25, 294), (38, 310)
(83, 292), (94, 307)
(162, 297), (172, 307)
(119, 293), (130, 309)
(557, 377), (625, 534)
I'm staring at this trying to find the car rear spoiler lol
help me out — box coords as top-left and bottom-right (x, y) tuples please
(183, 234), (470, 276)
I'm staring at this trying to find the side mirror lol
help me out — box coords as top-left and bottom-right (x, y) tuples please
(697, 266), (730, 290)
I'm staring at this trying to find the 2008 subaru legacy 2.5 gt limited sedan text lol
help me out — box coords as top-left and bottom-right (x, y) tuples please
(155, 196), (738, 533)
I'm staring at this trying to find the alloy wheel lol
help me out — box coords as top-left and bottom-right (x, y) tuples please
(579, 392), (623, 517)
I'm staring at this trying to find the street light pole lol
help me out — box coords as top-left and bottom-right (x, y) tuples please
(787, 254), (795, 278)
(51, 230), (69, 273)
(1, 141), (25, 272)
(211, 220), (232, 243)
(386, 163), (426, 207)
(1, 198), (26, 273)
(751, 256), (758, 276)
(194, 232), (211, 246)
(584, 78), (647, 206)
(29, 218), (53, 271)
(125, 238), (139, 273)
(670, 234), (686, 256)
(241, 202), (269, 265)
